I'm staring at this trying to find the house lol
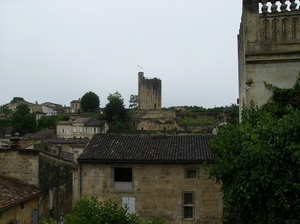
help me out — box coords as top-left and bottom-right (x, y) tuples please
(21, 129), (56, 149)
(0, 176), (41, 224)
(77, 134), (223, 224)
(0, 138), (76, 222)
(41, 102), (64, 116)
(56, 118), (108, 139)
(70, 99), (81, 113)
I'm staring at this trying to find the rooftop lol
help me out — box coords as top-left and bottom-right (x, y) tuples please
(78, 134), (215, 163)
(0, 176), (40, 211)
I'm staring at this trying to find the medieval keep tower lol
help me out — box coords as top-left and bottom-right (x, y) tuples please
(238, 0), (300, 114)
(138, 72), (162, 110)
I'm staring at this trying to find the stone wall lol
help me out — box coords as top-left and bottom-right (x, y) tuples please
(80, 163), (222, 224)
(138, 72), (162, 110)
(38, 152), (74, 221)
(130, 110), (178, 131)
(238, 0), (300, 114)
(0, 149), (39, 186)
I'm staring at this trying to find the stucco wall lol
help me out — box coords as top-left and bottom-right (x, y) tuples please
(0, 197), (39, 224)
(80, 163), (222, 224)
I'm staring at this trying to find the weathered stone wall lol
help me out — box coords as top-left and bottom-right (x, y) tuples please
(0, 149), (39, 186)
(38, 152), (74, 221)
(80, 163), (222, 224)
(239, 0), (300, 113)
(130, 110), (178, 131)
(0, 197), (39, 224)
(138, 72), (162, 110)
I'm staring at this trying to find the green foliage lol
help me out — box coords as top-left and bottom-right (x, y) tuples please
(206, 76), (300, 223)
(11, 97), (25, 102)
(0, 119), (12, 128)
(224, 104), (239, 125)
(129, 94), (138, 109)
(0, 107), (13, 118)
(104, 91), (127, 123)
(11, 104), (37, 136)
(64, 196), (164, 224)
(65, 196), (138, 224)
(38, 116), (59, 129)
(177, 117), (215, 126)
(39, 217), (57, 224)
(263, 73), (300, 116)
(80, 91), (100, 112)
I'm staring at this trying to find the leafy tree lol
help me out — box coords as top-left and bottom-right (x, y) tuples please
(80, 91), (100, 112)
(206, 76), (300, 223)
(129, 94), (138, 109)
(225, 103), (239, 125)
(0, 107), (13, 118)
(11, 97), (25, 102)
(64, 196), (164, 224)
(104, 91), (127, 123)
(11, 104), (37, 136)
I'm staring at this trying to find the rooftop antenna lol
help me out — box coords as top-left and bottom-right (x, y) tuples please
(138, 65), (143, 71)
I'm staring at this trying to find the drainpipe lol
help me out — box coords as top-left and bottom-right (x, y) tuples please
(79, 162), (82, 197)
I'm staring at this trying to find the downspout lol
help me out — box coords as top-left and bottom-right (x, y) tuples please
(79, 161), (82, 197)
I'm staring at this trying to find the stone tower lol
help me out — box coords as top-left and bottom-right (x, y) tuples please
(238, 0), (300, 114)
(138, 72), (162, 110)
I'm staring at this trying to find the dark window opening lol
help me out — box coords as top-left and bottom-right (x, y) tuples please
(186, 170), (197, 178)
(183, 192), (194, 219)
(20, 202), (24, 209)
(115, 168), (132, 182)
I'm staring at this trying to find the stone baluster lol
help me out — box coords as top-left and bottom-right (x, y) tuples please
(280, 0), (287, 11)
(262, 0), (268, 13)
(270, 0), (278, 12)
(290, 0), (297, 11)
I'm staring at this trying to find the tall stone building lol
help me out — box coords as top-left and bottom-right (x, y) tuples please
(138, 72), (162, 110)
(238, 0), (300, 114)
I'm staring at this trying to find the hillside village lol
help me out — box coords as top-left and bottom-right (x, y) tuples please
(1, 0), (300, 224)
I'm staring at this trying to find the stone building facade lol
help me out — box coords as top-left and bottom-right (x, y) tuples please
(138, 72), (162, 110)
(238, 0), (300, 114)
(130, 110), (178, 131)
(78, 134), (223, 224)
(0, 140), (75, 222)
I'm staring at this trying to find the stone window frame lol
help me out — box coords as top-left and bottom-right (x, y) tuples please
(185, 169), (198, 179)
(182, 191), (195, 220)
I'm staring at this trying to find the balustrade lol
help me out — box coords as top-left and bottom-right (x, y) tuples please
(259, 0), (299, 13)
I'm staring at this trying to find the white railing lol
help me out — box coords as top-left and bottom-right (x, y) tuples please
(259, 0), (300, 13)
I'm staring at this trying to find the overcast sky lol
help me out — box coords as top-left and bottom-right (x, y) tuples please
(0, 0), (242, 108)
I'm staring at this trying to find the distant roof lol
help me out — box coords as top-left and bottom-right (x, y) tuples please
(85, 120), (106, 127)
(71, 99), (80, 103)
(57, 118), (105, 126)
(23, 129), (55, 140)
(78, 134), (215, 163)
(0, 176), (40, 211)
(42, 138), (90, 145)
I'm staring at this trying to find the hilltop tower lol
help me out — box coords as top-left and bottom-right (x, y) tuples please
(138, 72), (162, 110)
(238, 0), (300, 114)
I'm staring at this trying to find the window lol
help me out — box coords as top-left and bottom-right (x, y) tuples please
(20, 202), (24, 209)
(49, 189), (54, 210)
(61, 129), (65, 134)
(32, 209), (38, 224)
(85, 127), (88, 133)
(185, 169), (197, 179)
(183, 192), (194, 219)
(122, 197), (135, 214)
(114, 167), (132, 191)
(73, 127), (76, 132)
(94, 127), (97, 133)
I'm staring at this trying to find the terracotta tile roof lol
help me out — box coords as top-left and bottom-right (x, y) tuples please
(78, 134), (215, 163)
(0, 176), (40, 211)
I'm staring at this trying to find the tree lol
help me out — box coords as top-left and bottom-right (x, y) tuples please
(11, 104), (37, 136)
(104, 91), (127, 123)
(63, 196), (164, 224)
(129, 94), (138, 109)
(206, 75), (300, 223)
(80, 91), (100, 112)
